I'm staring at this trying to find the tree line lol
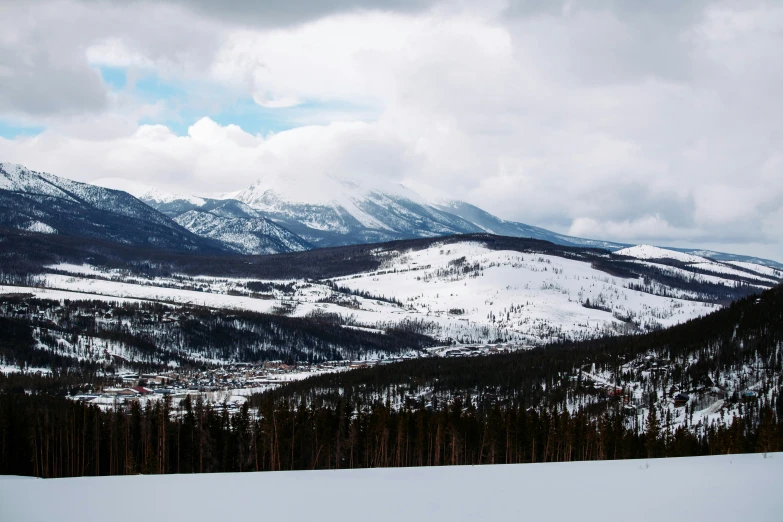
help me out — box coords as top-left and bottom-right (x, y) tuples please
(1, 391), (780, 478)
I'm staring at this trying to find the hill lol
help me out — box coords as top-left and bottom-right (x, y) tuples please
(0, 163), (222, 253)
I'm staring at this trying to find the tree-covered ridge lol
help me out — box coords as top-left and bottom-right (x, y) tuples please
(0, 285), (780, 478)
(0, 295), (436, 373)
(262, 285), (783, 413)
(2, 230), (776, 302)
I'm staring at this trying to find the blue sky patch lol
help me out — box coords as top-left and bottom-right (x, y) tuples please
(6, 67), (380, 140)
(99, 66), (127, 90)
(0, 121), (45, 139)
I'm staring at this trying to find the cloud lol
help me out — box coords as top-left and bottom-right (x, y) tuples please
(75, 0), (440, 27)
(0, 117), (409, 194)
(568, 216), (690, 242)
(0, 0), (226, 122)
(0, 3), (108, 117)
(86, 39), (156, 69)
(0, 0), (782, 260)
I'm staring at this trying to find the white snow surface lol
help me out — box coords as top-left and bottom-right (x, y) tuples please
(92, 177), (206, 206)
(237, 171), (423, 209)
(616, 244), (712, 263)
(728, 261), (783, 279)
(24, 221), (56, 234)
(1, 453), (780, 522)
(689, 261), (780, 283)
(617, 245), (781, 284)
(24, 242), (727, 346)
(332, 242), (719, 342)
(39, 274), (280, 313)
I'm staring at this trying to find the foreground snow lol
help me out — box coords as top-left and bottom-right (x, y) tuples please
(1, 453), (780, 522)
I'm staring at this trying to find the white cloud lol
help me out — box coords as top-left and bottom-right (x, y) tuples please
(0, 117), (410, 194)
(86, 39), (155, 69)
(568, 216), (699, 243)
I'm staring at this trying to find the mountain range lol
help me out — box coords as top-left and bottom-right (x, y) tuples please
(0, 162), (221, 253)
(1, 161), (781, 269)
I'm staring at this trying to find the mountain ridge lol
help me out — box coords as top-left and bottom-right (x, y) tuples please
(172, 199), (312, 255)
(0, 163), (224, 253)
(136, 172), (783, 268)
(5, 162), (782, 268)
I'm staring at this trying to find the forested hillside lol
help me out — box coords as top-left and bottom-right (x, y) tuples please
(3, 231), (778, 351)
(0, 295), (436, 373)
(268, 286), (783, 409)
(1, 284), (780, 478)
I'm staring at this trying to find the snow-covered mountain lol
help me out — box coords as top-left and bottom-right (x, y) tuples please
(231, 171), (633, 250)
(90, 168), (783, 268)
(173, 200), (312, 255)
(233, 172), (485, 247)
(0, 163), (221, 253)
(232, 173), (783, 268)
(7, 235), (779, 350)
(93, 178), (313, 255)
(93, 178), (212, 217)
(92, 177), (208, 207)
(616, 245), (711, 263)
(615, 244), (782, 284)
(6, 162), (783, 268)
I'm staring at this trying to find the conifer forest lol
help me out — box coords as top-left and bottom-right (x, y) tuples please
(2, 285), (781, 478)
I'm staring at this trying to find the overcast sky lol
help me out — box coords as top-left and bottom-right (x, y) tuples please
(0, 0), (781, 260)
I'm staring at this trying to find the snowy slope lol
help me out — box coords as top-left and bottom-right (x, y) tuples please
(235, 173), (483, 247)
(0, 163), (221, 252)
(616, 245), (712, 263)
(22, 241), (725, 345)
(682, 248), (783, 270)
(174, 200), (311, 255)
(7, 232), (772, 346)
(1, 234), (775, 371)
(92, 177), (207, 206)
(329, 242), (722, 343)
(617, 245), (781, 284)
(728, 261), (783, 279)
(2, 453), (781, 522)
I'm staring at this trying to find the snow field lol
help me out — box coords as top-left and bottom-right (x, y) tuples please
(616, 244), (712, 263)
(728, 261), (783, 279)
(333, 242), (719, 343)
(20, 241), (777, 350)
(618, 245), (780, 284)
(1, 452), (780, 522)
(14, 242), (725, 347)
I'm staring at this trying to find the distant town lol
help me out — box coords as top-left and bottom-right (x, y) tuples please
(68, 343), (527, 411)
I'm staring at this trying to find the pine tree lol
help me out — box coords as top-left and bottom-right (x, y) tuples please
(645, 406), (661, 458)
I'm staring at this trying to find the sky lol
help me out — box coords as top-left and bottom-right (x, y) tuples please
(0, 0), (781, 261)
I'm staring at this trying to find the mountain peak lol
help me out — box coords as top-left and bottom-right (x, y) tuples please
(92, 178), (208, 206)
(0, 162), (222, 253)
(237, 172), (423, 210)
